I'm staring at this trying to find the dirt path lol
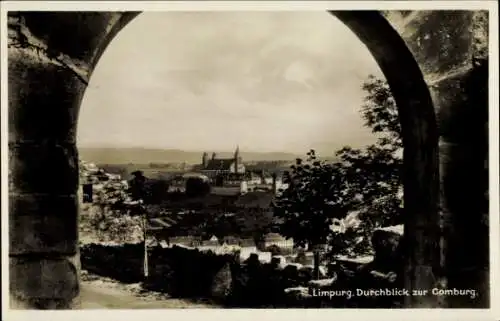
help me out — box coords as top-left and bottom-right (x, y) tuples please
(80, 271), (219, 309)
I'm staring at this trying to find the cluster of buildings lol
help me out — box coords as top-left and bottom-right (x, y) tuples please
(170, 146), (288, 196)
(79, 146), (289, 201)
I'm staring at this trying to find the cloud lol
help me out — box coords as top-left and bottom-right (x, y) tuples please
(78, 11), (384, 155)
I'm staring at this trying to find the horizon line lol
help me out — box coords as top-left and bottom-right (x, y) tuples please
(77, 145), (341, 155)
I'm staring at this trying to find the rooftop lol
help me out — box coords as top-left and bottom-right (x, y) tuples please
(202, 158), (234, 171)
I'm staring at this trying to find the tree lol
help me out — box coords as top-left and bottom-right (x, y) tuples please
(238, 208), (273, 251)
(273, 150), (349, 278)
(145, 179), (170, 204)
(129, 170), (148, 201)
(79, 179), (143, 244)
(78, 163), (143, 244)
(333, 75), (403, 249)
(185, 176), (211, 198)
(360, 75), (402, 148)
(79, 168), (168, 254)
(209, 214), (236, 243)
(274, 74), (404, 274)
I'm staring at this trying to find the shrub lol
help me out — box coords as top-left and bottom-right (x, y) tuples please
(265, 245), (282, 256)
(211, 262), (233, 301)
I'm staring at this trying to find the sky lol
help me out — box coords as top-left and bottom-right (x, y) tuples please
(77, 11), (385, 155)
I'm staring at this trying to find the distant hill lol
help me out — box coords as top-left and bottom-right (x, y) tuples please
(78, 147), (310, 165)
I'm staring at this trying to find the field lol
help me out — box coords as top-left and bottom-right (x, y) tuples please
(98, 163), (186, 180)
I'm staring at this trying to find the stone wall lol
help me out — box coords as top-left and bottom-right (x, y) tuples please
(79, 243), (343, 308)
(8, 12), (138, 309)
(80, 228), (408, 308)
(385, 11), (490, 308)
(80, 243), (301, 307)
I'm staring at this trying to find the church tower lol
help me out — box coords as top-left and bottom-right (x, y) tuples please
(234, 145), (241, 174)
(202, 152), (208, 168)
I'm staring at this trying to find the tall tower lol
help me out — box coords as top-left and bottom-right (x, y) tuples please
(202, 152), (208, 168)
(234, 145), (241, 174)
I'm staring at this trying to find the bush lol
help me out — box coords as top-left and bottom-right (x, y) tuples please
(80, 243), (236, 298)
(186, 177), (211, 198)
(265, 245), (281, 256)
(211, 262), (233, 301)
(295, 250), (308, 265)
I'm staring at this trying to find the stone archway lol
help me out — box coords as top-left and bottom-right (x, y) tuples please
(7, 10), (487, 309)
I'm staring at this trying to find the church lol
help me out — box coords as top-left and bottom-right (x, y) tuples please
(195, 146), (246, 185)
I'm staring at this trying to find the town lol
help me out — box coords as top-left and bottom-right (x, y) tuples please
(78, 145), (405, 308)
(79, 147), (302, 250)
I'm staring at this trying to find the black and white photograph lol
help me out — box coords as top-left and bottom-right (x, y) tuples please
(1, 1), (499, 319)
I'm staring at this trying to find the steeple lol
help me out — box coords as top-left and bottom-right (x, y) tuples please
(234, 145), (240, 159)
(234, 145), (241, 174)
(202, 152), (208, 168)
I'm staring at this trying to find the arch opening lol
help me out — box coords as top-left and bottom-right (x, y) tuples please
(7, 10), (443, 309)
(78, 10), (440, 308)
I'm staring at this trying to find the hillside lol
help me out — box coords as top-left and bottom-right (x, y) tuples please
(78, 147), (308, 165)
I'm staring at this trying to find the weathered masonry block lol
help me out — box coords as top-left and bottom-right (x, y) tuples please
(386, 10), (490, 308)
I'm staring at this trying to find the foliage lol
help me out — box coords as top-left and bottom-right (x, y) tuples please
(334, 75), (403, 245)
(273, 75), (404, 258)
(273, 150), (348, 249)
(145, 179), (171, 204)
(129, 170), (147, 201)
(210, 262), (233, 300)
(238, 209), (274, 250)
(79, 179), (142, 244)
(208, 214), (240, 243)
(80, 169), (161, 244)
(185, 177), (211, 198)
(360, 75), (402, 148)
